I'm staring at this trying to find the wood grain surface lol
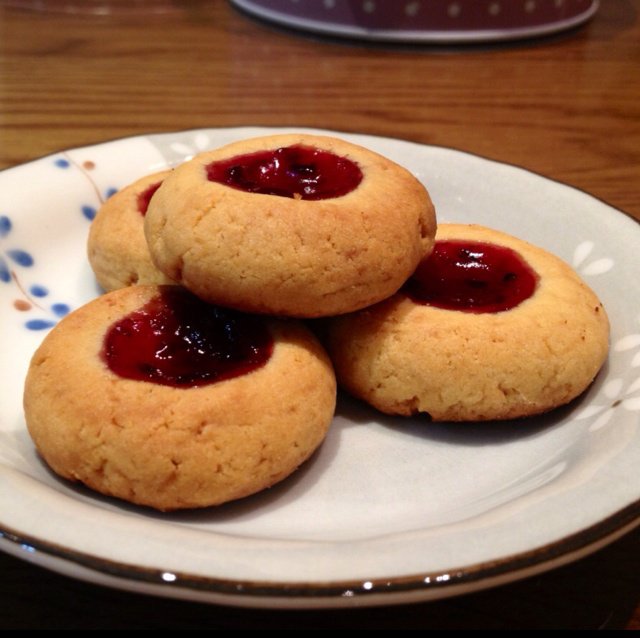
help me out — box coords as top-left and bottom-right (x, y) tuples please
(0, 0), (638, 630)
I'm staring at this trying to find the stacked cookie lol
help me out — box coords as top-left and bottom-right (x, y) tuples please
(23, 133), (609, 512)
(90, 133), (437, 316)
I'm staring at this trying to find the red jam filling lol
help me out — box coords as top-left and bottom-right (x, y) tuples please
(136, 181), (163, 215)
(206, 144), (363, 200)
(402, 240), (538, 313)
(102, 288), (273, 387)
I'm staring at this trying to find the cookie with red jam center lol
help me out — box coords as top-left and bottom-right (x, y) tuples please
(325, 223), (610, 422)
(87, 170), (175, 291)
(23, 285), (337, 511)
(144, 133), (437, 318)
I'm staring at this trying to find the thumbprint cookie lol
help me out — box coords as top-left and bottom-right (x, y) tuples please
(144, 133), (437, 317)
(325, 223), (610, 422)
(23, 285), (337, 510)
(87, 170), (175, 291)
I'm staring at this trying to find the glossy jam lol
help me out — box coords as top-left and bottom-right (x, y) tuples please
(206, 144), (363, 200)
(102, 288), (273, 387)
(136, 181), (163, 215)
(402, 240), (538, 313)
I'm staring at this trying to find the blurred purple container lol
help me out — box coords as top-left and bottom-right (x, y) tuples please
(230, 0), (600, 43)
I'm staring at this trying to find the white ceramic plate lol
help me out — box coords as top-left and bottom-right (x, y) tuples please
(1, 127), (639, 609)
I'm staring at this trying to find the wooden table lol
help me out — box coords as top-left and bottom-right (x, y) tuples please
(0, 0), (638, 629)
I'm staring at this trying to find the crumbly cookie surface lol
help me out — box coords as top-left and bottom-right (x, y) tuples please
(87, 170), (174, 291)
(326, 223), (610, 422)
(144, 133), (437, 317)
(23, 285), (337, 510)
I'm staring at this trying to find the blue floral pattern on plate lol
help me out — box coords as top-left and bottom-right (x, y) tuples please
(0, 153), (120, 330)
(0, 215), (70, 329)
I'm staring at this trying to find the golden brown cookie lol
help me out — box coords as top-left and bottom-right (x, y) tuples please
(87, 170), (174, 291)
(326, 223), (610, 422)
(24, 285), (336, 511)
(144, 133), (437, 317)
